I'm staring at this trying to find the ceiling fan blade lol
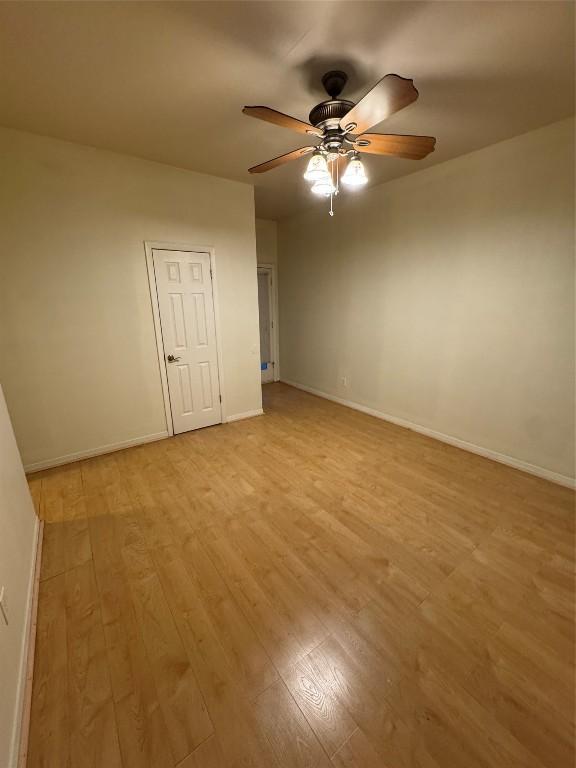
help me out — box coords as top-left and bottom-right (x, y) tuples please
(355, 133), (436, 160)
(340, 74), (419, 134)
(243, 106), (317, 136)
(248, 146), (315, 174)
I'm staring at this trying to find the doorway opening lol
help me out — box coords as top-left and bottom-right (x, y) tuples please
(257, 264), (279, 385)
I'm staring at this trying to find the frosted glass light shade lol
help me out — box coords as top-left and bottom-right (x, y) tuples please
(304, 152), (330, 182)
(341, 155), (368, 187)
(311, 178), (336, 196)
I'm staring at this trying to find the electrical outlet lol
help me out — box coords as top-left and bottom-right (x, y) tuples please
(0, 586), (7, 626)
(340, 376), (348, 388)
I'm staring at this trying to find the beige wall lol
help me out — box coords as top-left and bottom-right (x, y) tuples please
(0, 127), (262, 469)
(255, 218), (278, 265)
(0, 384), (38, 767)
(278, 118), (575, 483)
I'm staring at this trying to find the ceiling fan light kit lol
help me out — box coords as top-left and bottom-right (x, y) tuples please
(311, 177), (336, 196)
(303, 150), (330, 182)
(243, 69), (436, 216)
(341, 152), (368, 187)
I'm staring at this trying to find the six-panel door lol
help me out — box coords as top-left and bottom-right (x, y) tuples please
(153, 249), (222, 434)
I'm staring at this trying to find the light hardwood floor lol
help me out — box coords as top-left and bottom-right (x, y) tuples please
(27, 383), (574, 768)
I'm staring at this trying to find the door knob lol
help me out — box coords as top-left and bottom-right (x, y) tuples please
(167, 354), (181, 363)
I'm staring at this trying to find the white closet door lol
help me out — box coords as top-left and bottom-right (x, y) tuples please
(153, 249), (221, 434)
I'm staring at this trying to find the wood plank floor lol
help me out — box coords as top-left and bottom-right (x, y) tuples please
(27, 382), (575, 768)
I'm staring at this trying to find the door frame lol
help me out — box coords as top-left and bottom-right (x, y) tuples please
(257, 263), (280, 382)
(144, 240), (225, 436)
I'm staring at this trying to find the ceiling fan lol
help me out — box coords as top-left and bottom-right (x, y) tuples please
(243, 70), (436, 213)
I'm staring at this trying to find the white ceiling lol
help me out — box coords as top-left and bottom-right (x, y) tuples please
(0, 1), (573, 220)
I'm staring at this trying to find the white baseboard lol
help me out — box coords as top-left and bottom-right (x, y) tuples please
(23, 412), (267, 472)
(223, 408), (264, 424)
(24, 431), (169, 473)
(282, 380), (576, 490)
(10, 517), (42, 768)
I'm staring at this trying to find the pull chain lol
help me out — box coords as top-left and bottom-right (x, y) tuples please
(329, 155), (338, 217)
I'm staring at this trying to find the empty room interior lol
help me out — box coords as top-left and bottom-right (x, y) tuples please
(1, 2), (575, 767)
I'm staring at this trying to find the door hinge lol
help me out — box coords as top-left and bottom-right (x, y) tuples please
(219, 394), (222, 402)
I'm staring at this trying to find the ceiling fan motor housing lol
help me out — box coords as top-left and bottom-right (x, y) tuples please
(309, 70), (355, 131)
(308, 99), (355, 129)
